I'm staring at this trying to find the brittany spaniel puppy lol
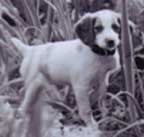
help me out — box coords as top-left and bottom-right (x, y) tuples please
(11, 9), (134, 125)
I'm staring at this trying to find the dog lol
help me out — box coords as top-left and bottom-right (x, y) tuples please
(11, 9), (134, 125)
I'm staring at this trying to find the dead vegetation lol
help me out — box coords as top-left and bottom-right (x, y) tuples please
(0, 0), (144, 137)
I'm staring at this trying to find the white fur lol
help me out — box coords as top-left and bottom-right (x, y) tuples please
(11, 10), (121, 125)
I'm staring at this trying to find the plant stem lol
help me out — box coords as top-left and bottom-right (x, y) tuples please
(121, 0), (141, 135)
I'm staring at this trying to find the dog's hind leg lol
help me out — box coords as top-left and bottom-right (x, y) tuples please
(19, 74), (45, 116)
(16, 74), (46, 137)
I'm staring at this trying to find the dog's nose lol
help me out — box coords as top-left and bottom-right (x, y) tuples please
(106, 39), (115, 48)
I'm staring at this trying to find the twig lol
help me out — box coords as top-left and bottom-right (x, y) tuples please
(0, 77), (23, 91)
(46, 99), (75, 114)
(98, 116), (129, 126)
(116, 91), (143, 118)
(113, 119), (144, 137)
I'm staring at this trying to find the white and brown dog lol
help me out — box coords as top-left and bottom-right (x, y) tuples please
(11, 9), (133, 125)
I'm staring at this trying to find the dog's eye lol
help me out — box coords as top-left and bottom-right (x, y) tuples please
(112, 24), (120, 33)
(94, 26), (103, 33)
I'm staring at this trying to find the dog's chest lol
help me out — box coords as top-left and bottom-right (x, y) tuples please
(87, 56), (115, 85)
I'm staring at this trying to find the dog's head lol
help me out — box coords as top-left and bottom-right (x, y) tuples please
(75, 10), (134, 52)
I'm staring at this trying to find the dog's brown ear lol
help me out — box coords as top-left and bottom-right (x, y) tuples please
(75, 14), (94, 46)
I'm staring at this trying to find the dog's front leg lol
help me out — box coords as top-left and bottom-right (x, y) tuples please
(97, 78), (107, 106)
(73, 83), (93, 125)
(90, 77), (107, 108)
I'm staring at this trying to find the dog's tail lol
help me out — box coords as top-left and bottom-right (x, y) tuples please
(11, 37), (28, 56)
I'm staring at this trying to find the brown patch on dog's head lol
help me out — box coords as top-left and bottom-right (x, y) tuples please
(75, 13), (95, 46)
